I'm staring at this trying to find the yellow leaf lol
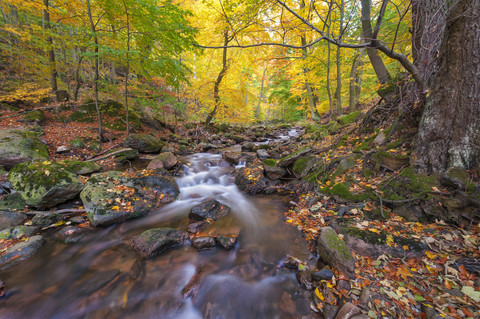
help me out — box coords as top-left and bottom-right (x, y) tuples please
(112, 205), (120, 211)
(425, 251), (437, 259)
(386, 234), (394, 247)
(368, 228), (380, 234)
(315, 288), (324, 301)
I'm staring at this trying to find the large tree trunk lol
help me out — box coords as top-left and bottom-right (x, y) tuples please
(414, 0), (480, 174)
(335, 0), (344, 115)
(349, 46), (365, 112)
(43, 0), (58, 102)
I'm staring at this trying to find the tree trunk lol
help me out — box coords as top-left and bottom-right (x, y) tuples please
(43, 0), (58, 102)
(414, 0), (480, 173)
(335, 0), (344, 115)
(255, 65), (266, 119)
(86, 0), (103, 147)
(123, 0), (131, 136)
(360, 0), (391, 85)
(349, 46), (365, 112)
(326, 30), (333, 115)
(205, 30), (229, 126)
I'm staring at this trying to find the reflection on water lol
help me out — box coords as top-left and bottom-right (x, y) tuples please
(0, 152), (312, 319)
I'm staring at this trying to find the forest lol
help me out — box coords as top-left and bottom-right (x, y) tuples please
(0, 0), (479, 318)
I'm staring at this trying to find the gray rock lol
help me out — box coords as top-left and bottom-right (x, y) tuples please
(0, 235), (44, 270)
(51, 226), (90, 243)
(317, 227), (355, 279)
(31, 213), (63, 227)
(263, 161), (287, 180)
(373, 132), (386, 146)
(0, 193), (27, 211)
(241, 142), (256, 152)
(0, 211), (27, 229)
(124, 134), (164, 153)
(296, 269), (314, 290)
(187, 221), (207, 234)
(147, 151), (178, 170)
(256, 149), (269, 159)
(222, 152), (240, 165)
(292, 156), (317, 178)
(191, 236), (216, 250)
(278, 147), (312, 167)
(126, 228), (189, 258)
(312, 268), (335, 281)
(189, 199), (230, 221)
(113, 148), (139, 163)
(56, 145), (70, 153)
(0, 129), (49, 169)
(8, 161), (84, 208)
(334, 302), (360, 319)
(81, 170), (180, 226)
(0, 225), (39, 239)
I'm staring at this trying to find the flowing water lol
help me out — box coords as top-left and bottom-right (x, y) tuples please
(0, 149), (313, 319)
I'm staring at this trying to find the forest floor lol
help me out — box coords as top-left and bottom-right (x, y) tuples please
(0, 99), (479, 319)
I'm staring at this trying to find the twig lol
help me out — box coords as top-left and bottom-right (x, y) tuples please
(25, 208), (86, 216)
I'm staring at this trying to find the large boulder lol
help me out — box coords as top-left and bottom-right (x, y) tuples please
(80, 170), (179, 226)
(0, 129), (49, 169)
(0, 235), (44, 270)
(8, 161), (84, 208)
(126, 228), (189, 258)
(189, 199), (230, 221)
(0, 193), (27, 211)
(278, 147), (312, 167)
(19, 110), (46, 125)
(124, 134), (164, 153)
(317, 227), (356, 279)
(235, 165), (267, 194)
(147, 152), (178, 170)
(263, 159), (287, 180)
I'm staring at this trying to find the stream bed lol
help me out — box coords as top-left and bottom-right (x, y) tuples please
(0, 150), (314, 318)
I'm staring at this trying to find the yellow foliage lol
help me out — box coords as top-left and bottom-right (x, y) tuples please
(1, 84), (51, 104)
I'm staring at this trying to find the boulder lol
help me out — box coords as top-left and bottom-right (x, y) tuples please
(241, 142), (256, 152)
(0, 235), (44, 270)
(8, 161), (84, 208)
(113, 148), (139, 163)
(126, 228), (189, 258)
(256, 149), (269, 159)
(0, 225), (40, 239)
(80, 170), (179, 226)
(235, 165), (267, 194)
(278, 147), (312, 167)
(222, 152), (240, 165)
(0, 129), (49, 170)
(19, 110), (46, 125)
(0, 211), (27, 229)
(189, 199), (230, 221)
(317, 227), (355, 279)
(263, 159), (287, 180)
(191, 236), (216, 250)
(292, 156), (316, 178)
(147, 152), (178, 170)
(216, 235), (238, 250)
(124, 134), (164, 153)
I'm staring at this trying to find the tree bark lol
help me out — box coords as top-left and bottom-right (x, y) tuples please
(335, 0), (344, 115)
(86, 0), (103, 146)
(43, 0), (58, 102)
(349, 46), (365, 112)
(360, 0), (391, 85)
(256, 65), (266, 119)
(414, 0), (480, 173)
(205, 30), (229, 125)
(123, 0), (131, 136)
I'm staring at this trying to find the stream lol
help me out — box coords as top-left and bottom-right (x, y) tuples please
(0, 142), (314, 318)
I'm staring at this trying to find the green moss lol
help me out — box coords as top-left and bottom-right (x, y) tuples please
(385, 138), (406, 150)
(337, 111), (361, 125)
(61, 160), (101, 175)
(343, 226), (425, 251)
(324, 228), (353, 261)
(323, 182), (366, 201)
(399, 167), (438, 193)
(0, 192), (27, 210)
(69, 110), (94, 123)
(69, 137), (87, 148)
(21, 110), (46, 124)
(263, 159), (277, 167)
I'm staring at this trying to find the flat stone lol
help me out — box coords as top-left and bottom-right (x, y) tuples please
(0, 211), (27, 229)
(126, 228), (189, 258)
(0, 235), (44, 270)
(189, 199), (230, 221)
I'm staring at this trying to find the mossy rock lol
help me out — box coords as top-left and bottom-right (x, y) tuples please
(375, 151), (410, 170)
(61, 160), (101, 175)
(124, 134), (164, 153)
(278, 147), (312, 167)
(0, 192), (28, 211)
(323, 182), (366, 202)
(126, 227), (189, 258)
(8, 161), (84, 208)
(0, 225), (40, 240)
(0, 129), (49, 169)
(337, 111), (361, 125)
(317, 227), (355, 278)
(263, 158), (277, 167)
(80, 170), (179, 226)
(113, 148), (139, 163)
(379, 167), (439, 201)
(19, 110), (46, 125)
(293, 156), (316, 178)
(68, 110), (94, 123)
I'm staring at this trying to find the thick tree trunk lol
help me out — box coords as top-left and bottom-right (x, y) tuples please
(205, 30), (229, 126)
(360, 0), (391, 85)
(414, 0), (480, 173)
(349, 46), (365, 112)
(335, 0), (344, 115)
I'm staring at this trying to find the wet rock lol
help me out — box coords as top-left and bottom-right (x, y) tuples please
(31, 213), (63, 227)
(296, 269), (314, 291)
(8, 161), (84, 208)
(312, 268), (334, 281)
(0, 235), (44, 270)
(216, 235), (238, 250)
(0, 279), (5, 298)
(191, 236), (216, 250)
(81, 170), (179, 226)
(334, 302), (360, 319)
(222, 152), (240, 165)
(241, 142), (256, 152)
(124, 133), (164, 153)
(113, 148), (139, 163)
(317, 227), (355, 279)
(187, 221), (207, 234)
(235, 165), (267, 194)
(189, 199), (230, 221)
(256, 149), (269, 159)
(147, 151), (178, 170)
(0, 193), (27, 211)
(282, 256), (303, 270)
(51, 226), (90, 243)
(126, 228), (189, 258)
(68, 216), (86, 225)
(0, 225), (39, 239)
(0, 211), (27, 229)
(0, 128), (49, 170)
(278, 147), (312, 167)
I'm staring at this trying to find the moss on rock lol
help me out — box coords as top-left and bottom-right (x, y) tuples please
(337, 111), (361, 125)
